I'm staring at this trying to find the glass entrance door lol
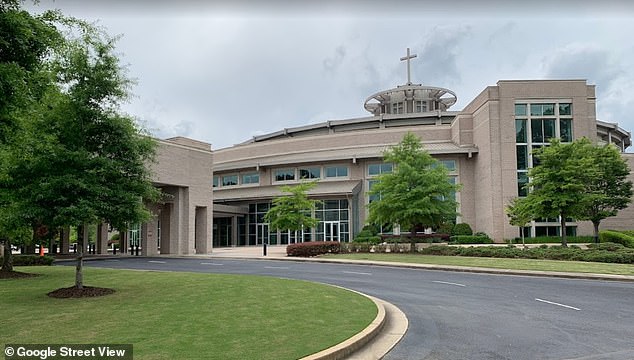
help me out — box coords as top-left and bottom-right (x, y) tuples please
(256, 223), (269, 245)
(324, 221), (340, 242)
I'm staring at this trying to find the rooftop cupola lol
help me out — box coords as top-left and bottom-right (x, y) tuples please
(364, 48), (457, 116)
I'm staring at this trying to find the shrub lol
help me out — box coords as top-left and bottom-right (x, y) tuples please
(579, 251), (634, 264)
(452, 223), (473, 236)
(617, 230), (634, 237)
(11, 255), (54, 266)
(599, 230), (634, 248)
(449, 235), (494, 244)
(353, 232), (381, 244)
(587, 242), (626, 252)
(286, 241), (341, 257)
(436, 223), (454, 236)
(420, 245), (460, 256)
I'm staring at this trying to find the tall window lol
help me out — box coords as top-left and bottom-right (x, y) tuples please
(515, 101), (573, 197)
(515, 101), (575, 233)
(213, 176), (219, 188)
(368, 179), (380, 203)
(315, 199), (350, 242)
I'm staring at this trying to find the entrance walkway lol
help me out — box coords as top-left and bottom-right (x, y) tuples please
(210, 245), (287, 258)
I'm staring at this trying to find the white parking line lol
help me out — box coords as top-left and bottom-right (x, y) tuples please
(264, 266), (289, 270)
(200, 262), (224, 266)
(342, 271), (372, 276)
(148, 260), (166, 264)
(432, 280), (466, 287)
(535, 298), (581, 311)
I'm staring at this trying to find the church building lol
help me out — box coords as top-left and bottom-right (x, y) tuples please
(209, 48), (632, 246)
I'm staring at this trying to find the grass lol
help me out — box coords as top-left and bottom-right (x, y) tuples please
(1, 266), (377, 360)
(324, 253), (634, 276)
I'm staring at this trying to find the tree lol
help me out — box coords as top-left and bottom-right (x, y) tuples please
(367, 132), (460, 251)
(506, 197), (533, 247)
(577, 143), (633, 243)
(514, 138), (634, 246)
(509, 138), (598, 247)
(264, 181), (320, 240)
(0, 1), (63, 273)
(2, 3), (160, 288)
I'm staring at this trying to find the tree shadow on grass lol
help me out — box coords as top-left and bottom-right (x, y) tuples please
(0, 271), (40, 279)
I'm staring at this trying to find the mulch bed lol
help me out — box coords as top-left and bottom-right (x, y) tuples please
(47, 286), (116, 298)
(0, 271), (40, 279)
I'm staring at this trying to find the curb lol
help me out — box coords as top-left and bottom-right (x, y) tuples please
(300, 291), (387, 360)
(53, 255), (634, 282)
(266, 257), (634, 282)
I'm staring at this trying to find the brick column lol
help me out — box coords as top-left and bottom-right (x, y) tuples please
(59, 226), (70, 255)
(231, 216), (238, 247)
(97, 223), (109, 254)
(141, 219), (159, 256)
(119, 230), (129, 254)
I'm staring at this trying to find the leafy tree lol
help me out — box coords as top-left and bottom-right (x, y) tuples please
(2, 3), (160, 287)
(510, 138), (632, 246)
(264, 181), (320, 240)
(506, 197), (533, 247)
(577, 143), (633, 243)
(368, 132), (460, 251)
(0, 1), (63, 273)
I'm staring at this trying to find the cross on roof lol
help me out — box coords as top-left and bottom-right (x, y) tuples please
(400, 48), (417, 85)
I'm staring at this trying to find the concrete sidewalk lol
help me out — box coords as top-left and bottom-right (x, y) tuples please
(207, 245), (634, 282)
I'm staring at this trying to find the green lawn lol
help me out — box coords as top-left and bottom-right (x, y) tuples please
(325, 253), (634, 276)
(1, 266), (377, 360)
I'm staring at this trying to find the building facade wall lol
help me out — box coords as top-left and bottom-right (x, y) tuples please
(211, 79), (632, 245)
(600, 154), (634, 231)
(150, 138), (213, 254)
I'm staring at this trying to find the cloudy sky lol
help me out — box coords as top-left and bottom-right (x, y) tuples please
(29, 1), (634, 150)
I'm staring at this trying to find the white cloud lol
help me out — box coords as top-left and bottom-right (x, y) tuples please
(26, 1), (634, 150)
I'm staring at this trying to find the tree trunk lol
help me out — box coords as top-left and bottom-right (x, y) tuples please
(409, 226), (416, 253)
(593, 221), (600, 244)
(75, 224), (84, 289)
(1, 237), (13, 273)
(560, 215), (568, 247)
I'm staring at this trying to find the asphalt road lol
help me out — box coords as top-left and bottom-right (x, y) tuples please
(67, 257), (634, 360)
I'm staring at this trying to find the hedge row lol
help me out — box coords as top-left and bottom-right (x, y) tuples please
(449, 235), (493, 244)
(380, 233), (450, 243)
(286, 241), (341, 257)
(420, 243), (634, 264)
(9, 255), (55, 266)
(508, 236), (594, 244)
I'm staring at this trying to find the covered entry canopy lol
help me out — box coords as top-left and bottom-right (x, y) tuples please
(141, 137), (213, 255)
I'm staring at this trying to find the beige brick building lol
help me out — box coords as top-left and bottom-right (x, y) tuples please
(133, 137), (213, 255)
(211, 77), (632, 245)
